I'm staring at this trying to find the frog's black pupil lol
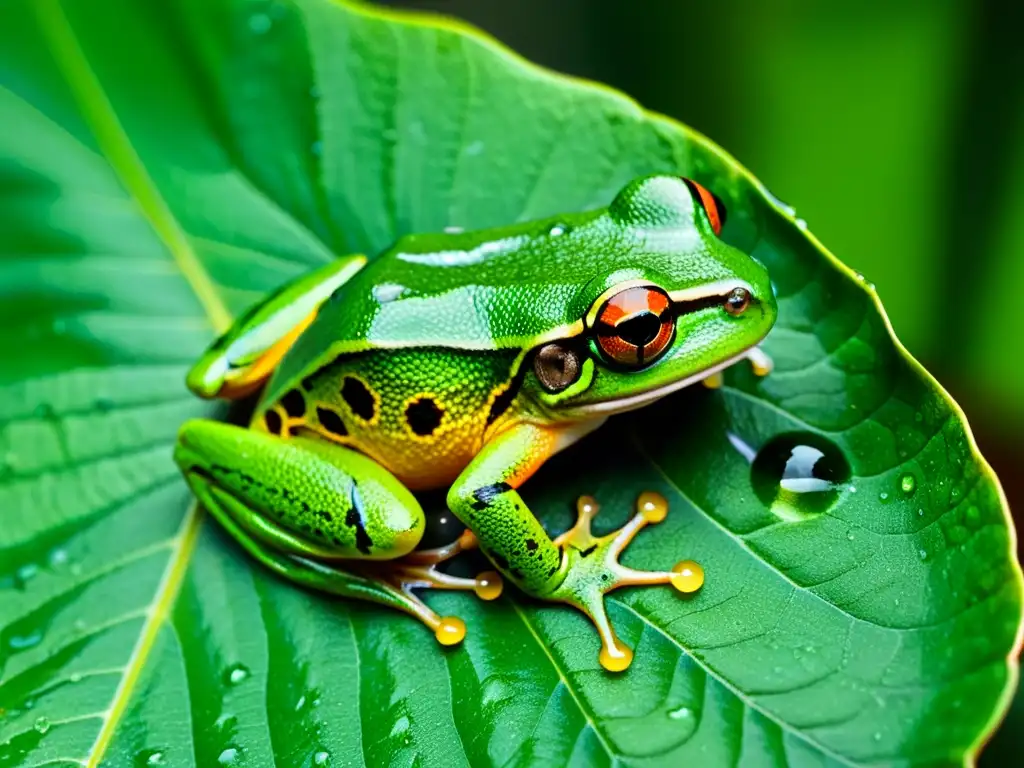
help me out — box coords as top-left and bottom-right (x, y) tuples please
(617, 312), (661, 347)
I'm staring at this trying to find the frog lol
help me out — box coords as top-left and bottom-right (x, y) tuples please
(173, 174), (778, 671)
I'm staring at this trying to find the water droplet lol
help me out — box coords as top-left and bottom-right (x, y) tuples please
(764, 190), (797, 217)
(48, 548), (68, 568)
(8, 630), (43, 651)
(295, 695), (306, 712)
(918, 548), (928, 561)
(69, 672), (82, 683)
(900, 473), (916, 496)
(224, 664), (249, 685)
(668, 706), (693, 720)
(313, 751), (330, 766)
(311, 140), (323, 156)
(33, 716), (50, 734)
(218, 747), (239, 765)
(879, 491), (889, 502)
(751, 433), (850, 520)
(873, 732), (882, 742)
(442, 226), (463, 234)
(795, 218), (807, 230)
(549, 224), (566, 237)
(139, 750), (166, 766)
(917, 508), (925, 517)
(249, 13), (271, 34)
(312, 697), (322, 708)
(15, 563), (39, 588)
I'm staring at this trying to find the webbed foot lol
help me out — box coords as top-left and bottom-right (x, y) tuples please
(548, 493), (703, 672)
(359, 529), (504, 646)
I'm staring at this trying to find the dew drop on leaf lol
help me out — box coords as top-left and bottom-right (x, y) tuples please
(69, 672), (82, 683)
(313, 751), (330, 766)
(879, 491), (889, 501)
(900, 473), (916, 495)
(137, 750), (166, 766)
(47, 548), (68, 568)
(668, 706), (692, 721)
(750, 433), (850, 520)
(8, 630), (43, 651)
(224, 664), (249, 686)
(218, 747), (239, 765)
(33, 716), (49, 734)
(918, 549), (928, 561)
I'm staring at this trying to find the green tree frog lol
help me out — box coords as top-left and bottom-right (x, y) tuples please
(174, 175), (777, 671)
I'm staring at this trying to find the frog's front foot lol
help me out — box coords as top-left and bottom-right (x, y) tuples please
(545, 493), (703, 672)
(702, 345), (773, 389)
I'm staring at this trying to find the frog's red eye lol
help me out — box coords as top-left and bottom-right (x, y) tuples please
(594, 286), (675, 367)
(681, 178), (727, 236)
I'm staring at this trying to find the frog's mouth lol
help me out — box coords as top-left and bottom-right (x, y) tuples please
(560, 346), (756, 418)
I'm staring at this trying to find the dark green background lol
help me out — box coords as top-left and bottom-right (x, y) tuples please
(376, 0), (1024, 760)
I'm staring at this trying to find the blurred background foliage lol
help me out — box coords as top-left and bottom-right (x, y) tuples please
(374, 0), (1024, 759)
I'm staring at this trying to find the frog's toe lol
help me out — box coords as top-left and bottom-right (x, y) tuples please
(548, 492), (703, 672)
(746, 346), (773, 377)
(375, 527), (504, 605)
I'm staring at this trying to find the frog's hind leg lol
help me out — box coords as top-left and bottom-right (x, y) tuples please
(382, 529), (504, 603)
(187, 254), (366, 399)
(175, 418), (478, 645)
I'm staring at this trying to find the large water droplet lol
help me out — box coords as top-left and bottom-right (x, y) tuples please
(313, 751), (330, 765)
(751, 433), (850, 520)
(138, 750), (167, 766)
(668, 706), (693, 721)
(33, 716), (50, 734)
(224, 664), (249, 686)
(218, 747), (239, 765)
(900, 473), (916, 496)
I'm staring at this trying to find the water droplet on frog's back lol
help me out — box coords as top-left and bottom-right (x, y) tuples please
(751, 433), (850, 519)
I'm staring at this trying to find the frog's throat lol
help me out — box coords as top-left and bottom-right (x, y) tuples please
(559, 347), (754, 418)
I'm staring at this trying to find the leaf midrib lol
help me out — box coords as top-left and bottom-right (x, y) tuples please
(30, 1), (227, 765)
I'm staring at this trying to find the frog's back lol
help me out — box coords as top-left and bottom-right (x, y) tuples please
(264, 208), (621, 408)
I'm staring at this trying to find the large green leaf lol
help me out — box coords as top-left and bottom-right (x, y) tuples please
(0, 0), (1019, 765)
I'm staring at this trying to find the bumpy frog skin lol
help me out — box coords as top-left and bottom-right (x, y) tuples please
(174, 175), (778, 671)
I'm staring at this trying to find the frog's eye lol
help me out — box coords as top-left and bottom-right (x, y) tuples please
(594, 285), (675, 367)
(681, 178), (727, 236)
(534, 342), (584, 392)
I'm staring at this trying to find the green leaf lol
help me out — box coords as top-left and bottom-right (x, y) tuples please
(0, 0), (1019, 766)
